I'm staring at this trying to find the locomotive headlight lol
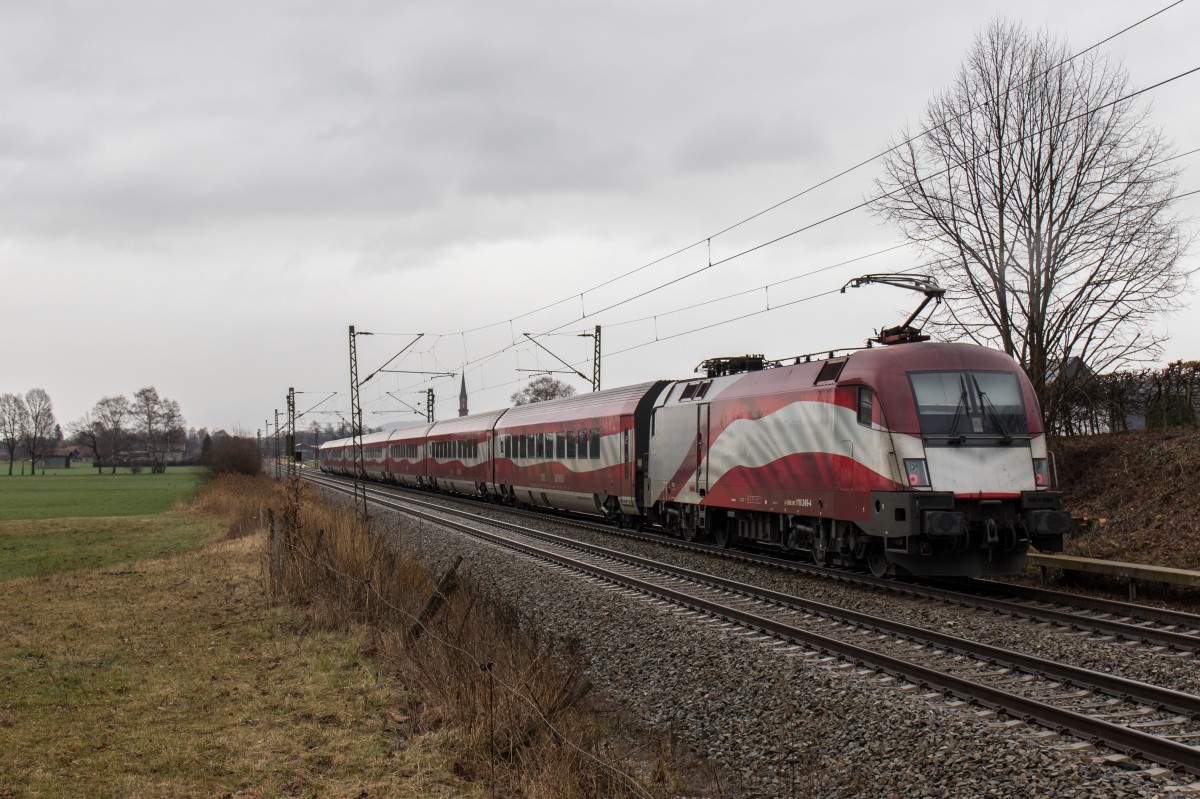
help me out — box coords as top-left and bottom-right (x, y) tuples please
(1033, 458), (1050, 488)
(903, 458), (930, 487)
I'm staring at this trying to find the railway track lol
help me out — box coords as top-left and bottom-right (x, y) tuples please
(305, 472), (1200, 776)
(308, 472), (1200, 653)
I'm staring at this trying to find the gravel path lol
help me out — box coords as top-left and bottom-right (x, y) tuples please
(348, 491), (1200, 798)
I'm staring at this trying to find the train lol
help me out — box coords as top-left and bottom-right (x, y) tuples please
(318, 339), (1070, 578)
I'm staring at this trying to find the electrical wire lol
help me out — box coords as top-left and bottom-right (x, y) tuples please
(419, 1), (1191, 343)
(323, 12), (1199, 420)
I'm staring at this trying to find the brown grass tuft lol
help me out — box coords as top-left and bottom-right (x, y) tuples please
(240, 474), (714, 798)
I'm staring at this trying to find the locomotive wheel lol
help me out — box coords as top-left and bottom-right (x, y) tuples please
(682, 524), (699, 543)
(866, 545), (891, 578)
(714, 526), (733, 549)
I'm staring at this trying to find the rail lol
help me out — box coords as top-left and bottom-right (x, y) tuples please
(1028, 553), (1200, 602)
(307, 473), (1200, 775)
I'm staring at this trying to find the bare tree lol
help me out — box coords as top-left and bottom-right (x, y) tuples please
(0, 393), (28, 475)
(132, 387), (186, 473)
(70, 411), (103, 472)
(21, 388), (56, 474)
(872, 18), (1191, 432)
(510, 376), (577, 406)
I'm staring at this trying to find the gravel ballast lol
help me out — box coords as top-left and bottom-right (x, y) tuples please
(345, 492), (1200, 798)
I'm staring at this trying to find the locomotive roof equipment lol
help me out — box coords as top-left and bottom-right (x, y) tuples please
(841, 273), (946, 346)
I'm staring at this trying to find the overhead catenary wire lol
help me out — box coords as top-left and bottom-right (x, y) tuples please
(388, 62), (1200, 404)
(341, 162), (1200, 415)
(331, 11), (1199, 421)
(527, 63), (1200, 339)
(428, 1), (1191, 342)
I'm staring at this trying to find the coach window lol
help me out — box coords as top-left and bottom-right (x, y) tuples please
(536, 433), (544, 459)
(857, 387), (873, 427)
(566, 430), (576, 459)
(590, 428), (600, 459)
(556, 433), (565, 459)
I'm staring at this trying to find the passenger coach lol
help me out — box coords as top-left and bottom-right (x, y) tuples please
(492, 381), (669, 522)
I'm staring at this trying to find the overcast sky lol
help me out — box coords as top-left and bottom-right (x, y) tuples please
(2, 0), (1197, 436)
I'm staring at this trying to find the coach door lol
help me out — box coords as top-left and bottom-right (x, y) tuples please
(694, 404), (710, 497)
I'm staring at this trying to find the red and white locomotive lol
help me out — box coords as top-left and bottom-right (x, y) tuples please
(320, 278), (1069, 577)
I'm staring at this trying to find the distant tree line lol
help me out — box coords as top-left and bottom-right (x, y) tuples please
(0, 389), (60, 475)
(1053, 361), (1200, 436)
(69, 387), (188, 474)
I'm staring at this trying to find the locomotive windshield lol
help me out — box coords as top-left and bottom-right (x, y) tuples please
(908, 370), (1028, 439)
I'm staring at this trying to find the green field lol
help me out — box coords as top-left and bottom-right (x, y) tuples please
(0, 467), (201, 521)
(0, 467), (212, 580)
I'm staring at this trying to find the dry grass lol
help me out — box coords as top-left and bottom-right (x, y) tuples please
(0, 500), (477, 798)
(1052, 428), (1200, 571)
(0, 472), (747, 798)
(213, 475), (719, 799)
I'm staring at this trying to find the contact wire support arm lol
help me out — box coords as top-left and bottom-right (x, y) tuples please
(841, 273), (946, 345)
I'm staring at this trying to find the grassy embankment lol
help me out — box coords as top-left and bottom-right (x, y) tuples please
(0, 469), (478, 797)
(2, 470), (705, 797)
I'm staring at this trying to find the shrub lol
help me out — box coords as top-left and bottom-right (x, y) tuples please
(207, 436), (262, 476)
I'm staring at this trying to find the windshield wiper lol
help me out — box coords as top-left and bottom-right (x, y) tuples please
(972, 376), (1013, 444)
(946, 382), (968, 444)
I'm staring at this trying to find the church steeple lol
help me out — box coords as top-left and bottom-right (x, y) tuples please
(458, 374), (468, 417)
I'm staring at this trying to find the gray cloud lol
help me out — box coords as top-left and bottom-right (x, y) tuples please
(0, 0), (1194, 430)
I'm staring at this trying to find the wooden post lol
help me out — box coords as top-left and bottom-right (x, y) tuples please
(409, 555), (464, 640)
(269, 509), (280, 594)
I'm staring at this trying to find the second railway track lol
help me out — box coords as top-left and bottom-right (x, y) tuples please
(310, 471), (1200, 652)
